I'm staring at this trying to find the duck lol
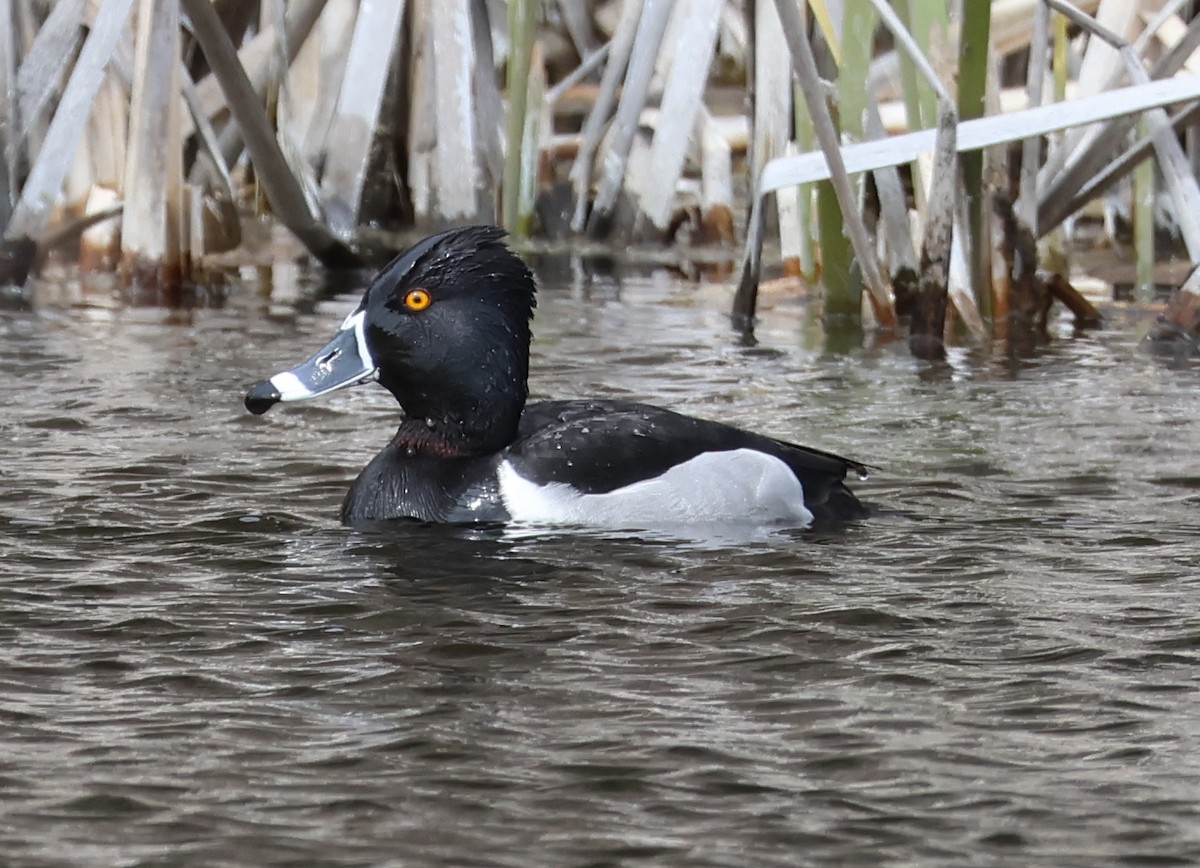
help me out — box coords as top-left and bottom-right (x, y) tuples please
(244, 226), (869, 528)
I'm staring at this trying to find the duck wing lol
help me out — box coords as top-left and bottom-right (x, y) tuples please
(508, 400), (869, 521)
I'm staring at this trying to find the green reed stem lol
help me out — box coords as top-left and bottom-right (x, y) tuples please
(503, 0), (536, 235)
(1134, 122), (1156, 303)
(958, 0), (992, 321)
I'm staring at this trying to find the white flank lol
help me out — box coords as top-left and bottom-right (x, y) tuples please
(498, 449), (813, 528)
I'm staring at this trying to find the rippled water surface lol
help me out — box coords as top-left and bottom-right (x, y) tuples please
(2, 263), (1199, 866)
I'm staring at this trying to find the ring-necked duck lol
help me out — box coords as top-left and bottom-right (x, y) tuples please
(245, 226), (869, 527)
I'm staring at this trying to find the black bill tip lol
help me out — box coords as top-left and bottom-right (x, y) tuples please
(245, 380), (282, 415)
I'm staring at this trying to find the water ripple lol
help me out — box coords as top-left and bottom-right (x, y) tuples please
(1, 277), (1199, 864)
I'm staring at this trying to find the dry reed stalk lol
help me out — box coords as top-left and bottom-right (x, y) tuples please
(181, 0), (357, 267)
(1140, 3), (1200, 74)
(588, 0), (671, 234)
(1035, 0), (1146, 222)
(320, 0), (407, 236)
(185, 0), (327, 138)
(0, 0), (26, 283)
(545, 43), (609, 110)
(1133, 121), (1156, 302)
(468, 0), (503, 216)
(407, 0), (434, 220)
(783, 60), (813, 275)
(182, 64), (234, 196)
(555, 0), (597, 58)
(89, 73), (128, 192)
(696, 107), (734, 244)
(1045, 0), (1200, 260)
(754, 0), (804, 271)
(299, 0), (356, 163)
(0, 0), (13, 195)
(14, 0), (84, 144)
(909, 98), (957, 359)
(745, 80), (1200, 192)
(430, 0), (481, 221)
(569, 0), (643, 231)
(948, 225), (987, 340)
(1039, 13), (1200, 231)
(868, 0), (940, 316)
(776, 0), (892, 326)
(78, 71), (128, 270)
(1016, 0), (1049, 233)
(992, 0), (1100, 56)
(618, 119), (653, 232)
(749, 0), (789, 142)
(123, 0), (183, 286)
(640, 0), (721, 230)
(7, 0), (135, 243)
(790, 83), (818, 281)
(871, 0), (955, 294)
(732, 0), (793, 324)
(1065, 99), (1200, 220)
(865, 98), (917, 312)
(77, 187), (121, 270)
(64, 110), (93, 217)
(278, 1), (323, 158)
(989, 224), (1010, 344)
(974, 50), (1009, 334)
(734, 74), (1200, 324)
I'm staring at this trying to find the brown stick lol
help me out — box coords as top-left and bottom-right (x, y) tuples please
(1040, 271), (1102, 328)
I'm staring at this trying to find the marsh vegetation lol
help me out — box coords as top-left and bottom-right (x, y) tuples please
(2, 0), (1200, 355)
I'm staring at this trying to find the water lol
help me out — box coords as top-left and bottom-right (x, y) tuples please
(2, 264), (1199, 866)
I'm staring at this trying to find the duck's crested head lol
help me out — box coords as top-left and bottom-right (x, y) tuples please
(365, 224), (536, 339)
(244, 225), (538, 456)
(360, 225), (536, 425)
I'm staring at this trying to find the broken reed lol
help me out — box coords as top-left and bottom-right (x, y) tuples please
(739, 0), (1198, 355)
(0, 0), (1193, 353)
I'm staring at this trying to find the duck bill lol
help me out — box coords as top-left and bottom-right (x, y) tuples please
(245, 311), (377, 415)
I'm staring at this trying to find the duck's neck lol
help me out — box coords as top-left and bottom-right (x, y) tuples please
(389, 413), (513, 458)
(386, 373), (527, 458)
(377, 307), (531, 457)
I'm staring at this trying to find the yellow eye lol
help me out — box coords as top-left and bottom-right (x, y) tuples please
(404, 288), (432, 311)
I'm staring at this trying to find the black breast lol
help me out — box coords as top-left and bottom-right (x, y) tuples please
(340, 444), (507, 524)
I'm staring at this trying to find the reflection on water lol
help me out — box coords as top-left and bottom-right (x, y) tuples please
(1, 263), (1199, 865)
